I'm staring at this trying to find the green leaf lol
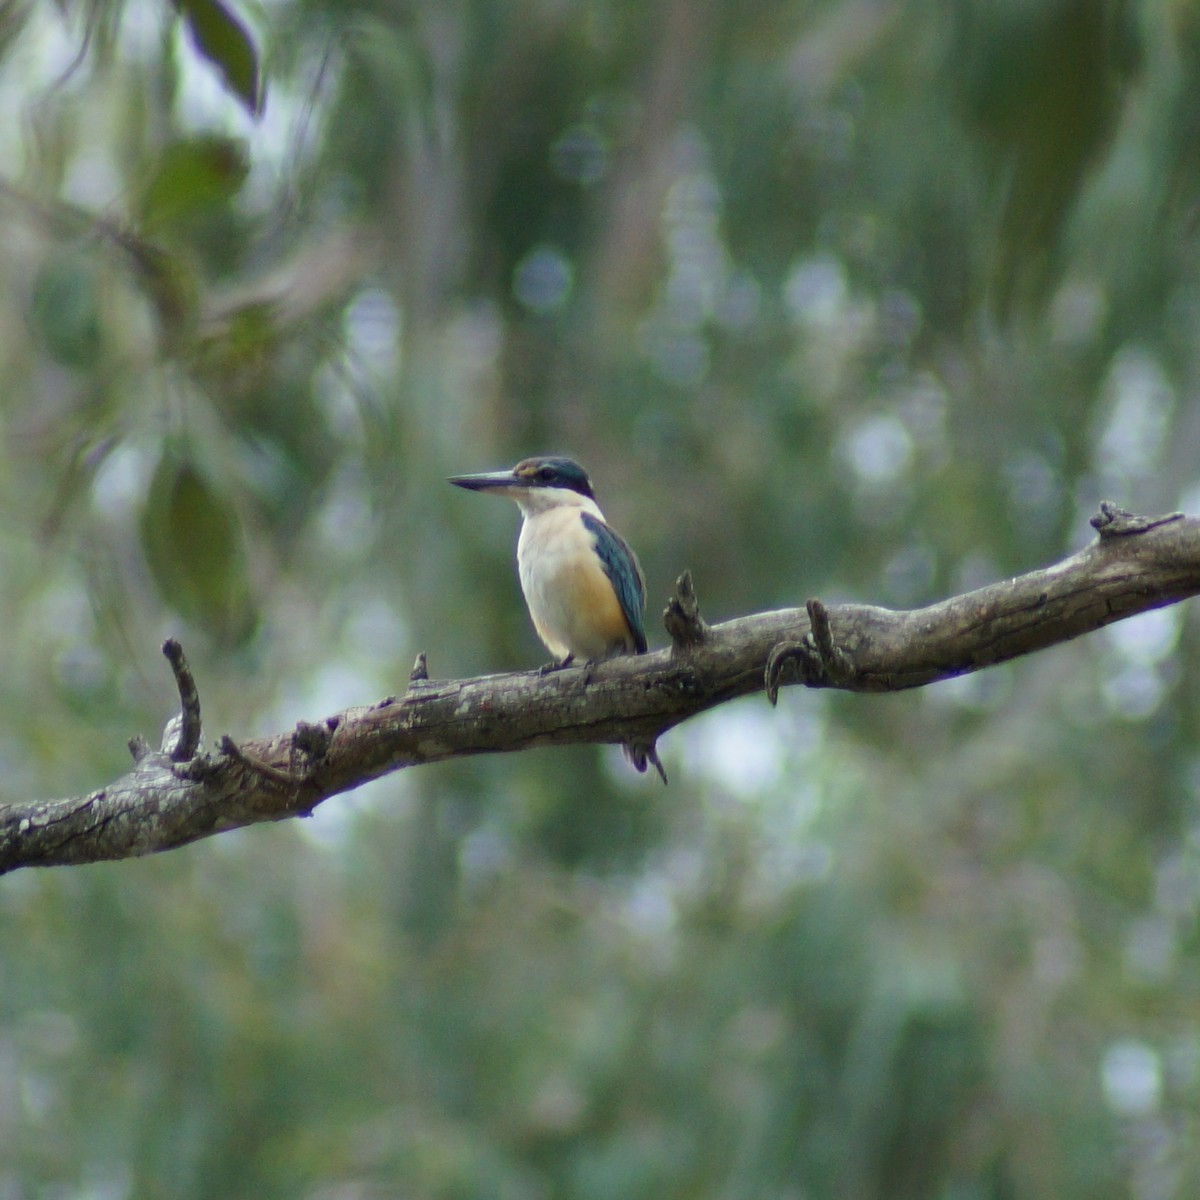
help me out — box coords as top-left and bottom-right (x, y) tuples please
(141, 448), (258, 646)
(174, 0), (263, 117)
(30, 255), (103, 368)
(140, 134), (250, 232)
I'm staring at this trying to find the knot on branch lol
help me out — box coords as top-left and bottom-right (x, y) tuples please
(293, 720), (333, 762)
(664, 570), (708, 651)
(290, 718), (341, 784)
(1091, 501), (1183, 538)
(765, 598), (856, 704)
(220, 735), (298, 792)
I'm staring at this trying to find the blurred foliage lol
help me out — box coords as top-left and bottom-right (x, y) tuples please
(140, 444), (257, 645)
(173, 0), (263, 117)
(2, 0), (1200, 1196)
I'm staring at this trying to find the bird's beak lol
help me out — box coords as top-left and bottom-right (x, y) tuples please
(448, 470), (523, 492)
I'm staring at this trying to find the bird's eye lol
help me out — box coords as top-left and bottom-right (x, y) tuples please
(537, 466), (556, 481)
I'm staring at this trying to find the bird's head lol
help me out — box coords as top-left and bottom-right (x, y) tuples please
(449, 456), (596, 513)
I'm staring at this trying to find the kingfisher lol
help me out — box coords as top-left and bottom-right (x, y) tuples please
(449, 455), (665, 780)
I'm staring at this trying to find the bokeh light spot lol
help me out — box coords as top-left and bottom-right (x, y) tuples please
(514, 245), (574, 313)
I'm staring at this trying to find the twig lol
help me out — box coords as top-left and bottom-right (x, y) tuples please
(1091, 501), (1184, 537)
(805, 598), (855, 684)
(161, 639), (201, 761)
(664, 570), (708, 649)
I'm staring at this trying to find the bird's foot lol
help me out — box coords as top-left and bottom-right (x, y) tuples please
(537, 653), (575, 677)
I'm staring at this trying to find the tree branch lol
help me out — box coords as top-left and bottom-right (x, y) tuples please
(1, 502), (1196, 873)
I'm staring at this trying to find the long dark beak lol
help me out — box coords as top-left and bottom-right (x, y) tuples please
(448, 470), (522, 492)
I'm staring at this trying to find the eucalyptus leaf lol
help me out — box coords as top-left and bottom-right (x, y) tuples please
(141, 449), (257, 645)
(173, 0), (263, 116)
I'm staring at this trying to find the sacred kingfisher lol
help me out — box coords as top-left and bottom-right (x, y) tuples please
(449, 456), (662, 777)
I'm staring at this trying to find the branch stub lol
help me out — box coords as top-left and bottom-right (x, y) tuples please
(664, 570), (708, 650)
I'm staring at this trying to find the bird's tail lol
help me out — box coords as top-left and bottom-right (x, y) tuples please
(624, 738), (668, 784)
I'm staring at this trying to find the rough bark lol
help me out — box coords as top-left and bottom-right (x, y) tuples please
(0, 502), (1193, 874)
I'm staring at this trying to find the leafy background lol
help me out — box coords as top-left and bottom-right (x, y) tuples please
(2, 0), (1200, 1196)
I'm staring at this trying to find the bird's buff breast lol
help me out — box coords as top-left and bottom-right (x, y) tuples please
(517, 509), (633, 660)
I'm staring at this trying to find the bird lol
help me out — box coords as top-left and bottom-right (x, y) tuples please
(449, 455), (665, 781)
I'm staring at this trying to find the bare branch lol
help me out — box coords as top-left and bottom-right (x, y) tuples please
(2, 503), (1199, 873)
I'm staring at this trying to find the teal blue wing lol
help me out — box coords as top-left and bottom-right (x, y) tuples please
(582, 512), (648, 653)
